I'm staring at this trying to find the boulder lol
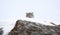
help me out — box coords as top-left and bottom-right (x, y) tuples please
(8, 20), (60, 35)
(0, 28), (3, 35)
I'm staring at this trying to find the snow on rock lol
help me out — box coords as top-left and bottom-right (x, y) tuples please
(8, 20), (60, 35)
(0, 17), (60, 35)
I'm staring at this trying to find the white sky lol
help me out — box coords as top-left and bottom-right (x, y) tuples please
(0, 0), (60, 22)
(0, 0), (60, 35)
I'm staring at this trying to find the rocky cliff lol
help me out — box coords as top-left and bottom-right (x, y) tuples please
(8, 20), (60, 35)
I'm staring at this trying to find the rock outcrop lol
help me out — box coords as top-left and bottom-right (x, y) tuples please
(0, 28), (3, 35)
(8, 20), (60, 35)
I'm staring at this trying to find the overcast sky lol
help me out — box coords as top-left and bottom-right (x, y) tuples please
(0, 0), (60, 27)
(0, 0), (60, 23)
(0, 0), (60, 35)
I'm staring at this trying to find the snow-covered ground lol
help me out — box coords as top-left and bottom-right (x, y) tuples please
(0, 19), (15, 35)
(0, 17), (60, 35)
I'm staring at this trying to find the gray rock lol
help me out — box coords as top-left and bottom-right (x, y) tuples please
(0, 28), (3, 35)
(8, 20), (60, 35)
